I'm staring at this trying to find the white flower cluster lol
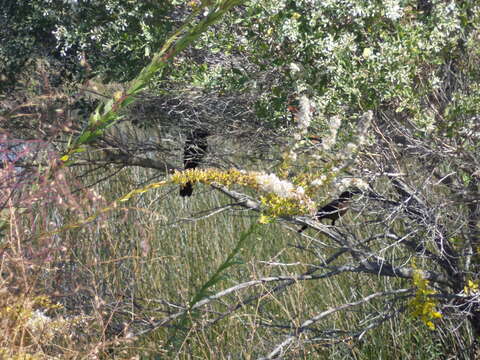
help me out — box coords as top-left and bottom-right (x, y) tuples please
(282, 18), (301, 42)
(384, 0), (403, 21)
(255, 173), (305, 199)
(27, 309), (52, 332)
(255, 172), (317, 214)
(322, 115), (342, 150)
(295, 95), (313, 132)
(289, 62), (302, 74)
(431, 2), (461, 45)
(310, 175), (328, 187)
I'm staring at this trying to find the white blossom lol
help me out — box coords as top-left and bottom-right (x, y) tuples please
(311, 175), (328, 187)
(322, 115), (342, 150)
(295, 95), (313, 132)
(256, 173), (295, 198)
(385, 0), (403, 20)
(345, 142), (357, 153)
(255, 173), (306, 200)
(27, 309), (52, 331)
(290, 62), (302, 74)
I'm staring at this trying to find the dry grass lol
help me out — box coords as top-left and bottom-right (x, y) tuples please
(0, 137), (472, 359)
(0, 157), (468, 358)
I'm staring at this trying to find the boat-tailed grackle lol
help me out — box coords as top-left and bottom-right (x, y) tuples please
(298, 189), (361, 232)
(180, 128), (209, 197)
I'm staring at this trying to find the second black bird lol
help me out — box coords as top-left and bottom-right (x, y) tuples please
(298, 189), (360, 232)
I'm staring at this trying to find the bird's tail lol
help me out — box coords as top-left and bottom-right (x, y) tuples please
(179, 182), (193, 197)
(298, 225), (307, 233)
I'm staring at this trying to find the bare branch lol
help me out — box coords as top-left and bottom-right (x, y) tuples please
(258, 289), (411, 360)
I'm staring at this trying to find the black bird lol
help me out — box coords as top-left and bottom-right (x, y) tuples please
(298, 189), (361, 232)
(180, 128), (209, 197)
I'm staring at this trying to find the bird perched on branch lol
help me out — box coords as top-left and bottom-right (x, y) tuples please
(180, 128), (209, 197)
(298, 189), (361, 232)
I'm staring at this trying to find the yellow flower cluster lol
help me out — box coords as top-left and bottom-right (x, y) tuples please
(2, 295), (62, 322)
(260, 193), (313, 219)
(171, 168), (316, 222)
(409, 268), (442, 330)
(464, 280), (479, 295)
(171, 168), (259, 188)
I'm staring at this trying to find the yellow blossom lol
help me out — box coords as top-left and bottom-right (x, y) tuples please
(464, 280), (479, 295)
(409, 265), (442, 330)
(292, 12), (301, 20)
